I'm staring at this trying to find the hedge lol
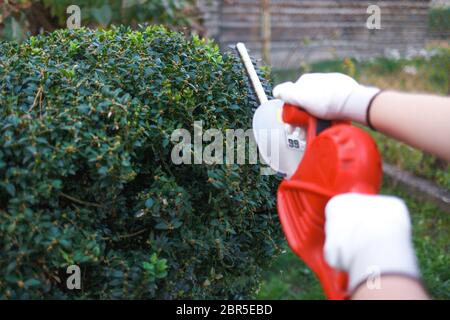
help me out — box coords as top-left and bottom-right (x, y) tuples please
(0, 26), (282, 299)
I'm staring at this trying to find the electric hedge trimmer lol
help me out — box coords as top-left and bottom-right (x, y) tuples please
(236, 43), (383, 300)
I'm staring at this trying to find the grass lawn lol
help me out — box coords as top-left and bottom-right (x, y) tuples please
(258, 45), (450, 299)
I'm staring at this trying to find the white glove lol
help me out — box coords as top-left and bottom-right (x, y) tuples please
(273, 73), (380, 125)
(324, 193), (420, 293)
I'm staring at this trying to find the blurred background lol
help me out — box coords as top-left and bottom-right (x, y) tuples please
(0, 0), (449, 299)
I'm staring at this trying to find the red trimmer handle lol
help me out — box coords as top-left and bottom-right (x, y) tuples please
(282, 103), (310, 127)
(277, 104), (383, 300)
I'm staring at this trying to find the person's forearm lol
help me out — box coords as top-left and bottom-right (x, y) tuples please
(370, 91), (450, 161)
(351, 275), (429, 300)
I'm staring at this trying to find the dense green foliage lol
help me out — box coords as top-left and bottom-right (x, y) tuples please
(40, 0), (195, 26)
(0, 26), (282, 299)
(1, 0), (196, 41)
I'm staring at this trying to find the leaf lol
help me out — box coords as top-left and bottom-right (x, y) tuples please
(59, 239), (71, 249)
(6, 261), (16, 273)
(150, 253), (158, 264)
(78, 104), (90, 114)
(24, 279), (41, 288)
(98, 166), (108, 175)
(5, 184), (16, 197)
(145, 198), (154, 208)
(156, 272), (167, 279)
(142, 262), (154, 271)
(171, 219), (183, 229)
(155, 222), (169, 230)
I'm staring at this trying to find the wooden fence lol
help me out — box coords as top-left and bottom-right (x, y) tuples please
(198, 0), (431, 68)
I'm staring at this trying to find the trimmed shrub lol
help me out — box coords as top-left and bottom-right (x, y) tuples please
(0, 26), (282, 299)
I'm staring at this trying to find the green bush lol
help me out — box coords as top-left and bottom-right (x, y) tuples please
(0, 26), (282, 299)
(40, 0), (195, 26)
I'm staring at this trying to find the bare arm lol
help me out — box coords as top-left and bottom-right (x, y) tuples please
(274, 74), (450, 161)
(352, 275), (429, 300)
(371, 91), (450, 161)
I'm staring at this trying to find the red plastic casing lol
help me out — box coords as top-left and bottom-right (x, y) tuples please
(277, 104), (382, 300)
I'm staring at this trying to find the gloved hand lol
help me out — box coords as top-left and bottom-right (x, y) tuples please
(324, 193), (420, 293)
(273, 73), (380, 125)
